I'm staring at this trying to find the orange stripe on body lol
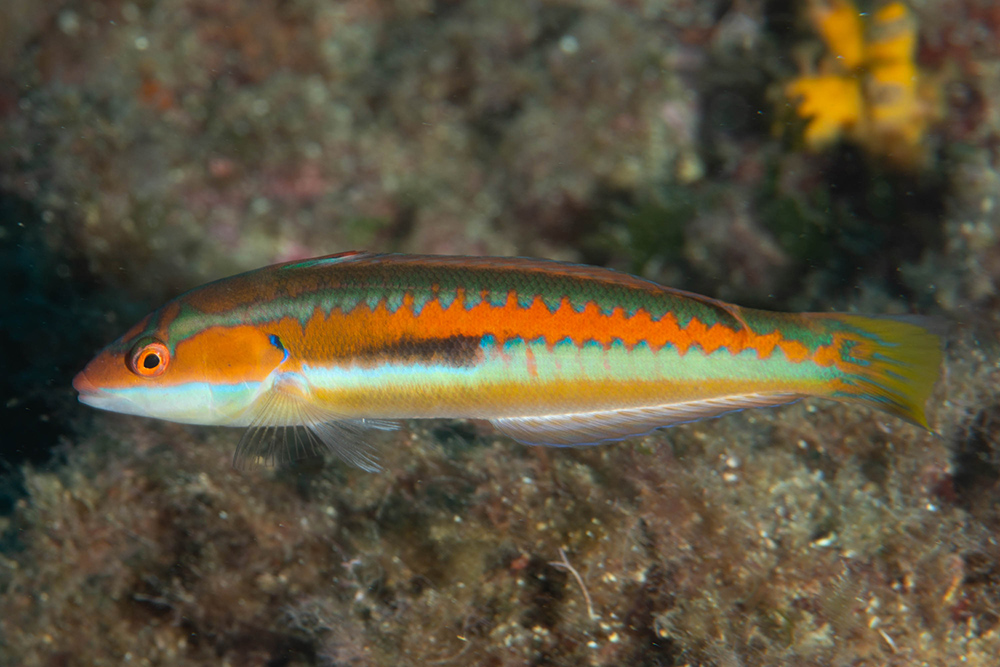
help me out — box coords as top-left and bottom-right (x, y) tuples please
(281, 289), (837, 369)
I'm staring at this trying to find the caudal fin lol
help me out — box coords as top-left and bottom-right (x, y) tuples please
(809, 313), (944, 429)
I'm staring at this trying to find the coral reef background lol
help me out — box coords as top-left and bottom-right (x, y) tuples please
(2, 0), (1000, 665)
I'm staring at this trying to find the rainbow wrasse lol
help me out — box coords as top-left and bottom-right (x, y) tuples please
(73, 252), (943, 470)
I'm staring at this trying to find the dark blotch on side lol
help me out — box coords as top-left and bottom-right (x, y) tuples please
(356, 334), (483, 368)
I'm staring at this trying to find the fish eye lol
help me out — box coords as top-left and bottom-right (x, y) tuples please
(128, 338), (171, 377)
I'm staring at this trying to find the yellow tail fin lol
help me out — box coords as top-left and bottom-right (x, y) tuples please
(811, 313), (944, 428)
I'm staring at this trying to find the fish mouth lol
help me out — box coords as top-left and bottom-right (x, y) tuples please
(72, 370), (111, 406)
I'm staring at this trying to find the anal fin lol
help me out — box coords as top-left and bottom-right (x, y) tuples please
(490, 393), (802, 447)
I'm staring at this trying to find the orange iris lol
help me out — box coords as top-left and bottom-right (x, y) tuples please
(128, 339), (170, 377)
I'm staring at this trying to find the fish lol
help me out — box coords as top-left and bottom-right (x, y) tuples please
(73, 251), (943, 471)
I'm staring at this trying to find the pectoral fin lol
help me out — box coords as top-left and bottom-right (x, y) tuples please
(233, 374), (397, 472)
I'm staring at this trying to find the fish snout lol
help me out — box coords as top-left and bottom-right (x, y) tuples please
(73, 369), (106, 401)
